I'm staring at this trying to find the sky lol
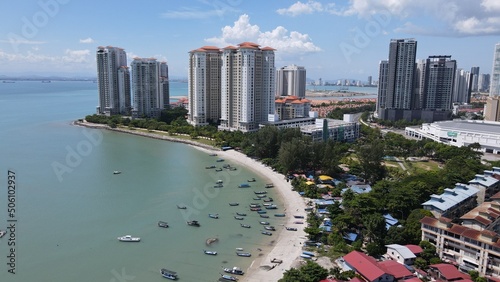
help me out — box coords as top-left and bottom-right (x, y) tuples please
(0, 0), (499, 81)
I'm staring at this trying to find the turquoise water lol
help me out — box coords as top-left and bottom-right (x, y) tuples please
(0, 81), (285, 281)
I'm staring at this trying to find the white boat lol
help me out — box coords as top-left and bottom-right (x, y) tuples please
(203, 249), (217, 255)
(160, 268), (178, 280)
(222, 266), (245, 275)
(117, 235), (140, 242)
(113, 171), (121, 174)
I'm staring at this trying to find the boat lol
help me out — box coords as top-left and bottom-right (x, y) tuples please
(0, 230), (6, 238)
(220, 273), (238, 281)
(117, 235), (140, 242)
(274, 213), (286, 217)
(234, 216), (244, 220)
(271, 258), (283, 264)
(300, 254), (312, 259)
(240, 223), (251, 228)
(259, 221), (270, 225)
(177, 205), (187, 209)
(294, 221), (304, 224)
(256, 195), (267, 199)
(304, 207), (313, 211)
(250, 207), (261, 211)
(249, 204), (260, 208)
(264, 226), (275, 231)
(254, 191), (267, 194)
(235, 247), (244, 251)
(187, 220), (200, 227)
(206, 238), (218, 245)
(214, 184), (223, 188)
(263, 197), (274, 202)
(257, 210), (266, 214)
(236, 252), (251, 257)
(238, 183), (250, 188)
(293, 215), (305, 219)
(215, 168), (223, 172)
(252, 197), (261, 200)
(265, 183), (274, 188)
(302, 251), (315, 257)
(286, 227), (297, 231)
(41, 80), (51, 83)
(247, 178), (256, 182)
(236, 212), (246, 216)
(261, 231), (272, 236)
(222, 266), (244, 275)
(205, 165), (216, 169)
(209, 213), (219, 219)
(160, 268), (178, 280)
(216, 158), (224, 162)
(113, 171), (121, 174)
(265, 205), (278, 210)
(216, 180), (223, 184)
(260, 214), (269, 218)
(222, 164), (231, 169)
(203, 249), (217, 255)
(158, 221), (169, 228)
(229, 167), (237, 171)
(209, 153), (218, 156)
(229, 202), (239, 206)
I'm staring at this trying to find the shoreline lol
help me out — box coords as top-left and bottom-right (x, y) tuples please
(74, 120), (310, 281)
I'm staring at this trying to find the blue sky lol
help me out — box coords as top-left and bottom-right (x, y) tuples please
(1, 0), (499, 81)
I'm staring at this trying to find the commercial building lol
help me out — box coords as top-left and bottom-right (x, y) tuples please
(490, 43), (500, 97)
(187, 46), (222, 126)
(300, 116), (360, 142)
(405, 119), (500, 154)
(96, 46), (131, 115)
(484, 96), (500, 122)
(276, 64), (306, 98)
(130, 58), (169, 118)
(218, 42), (276, 132)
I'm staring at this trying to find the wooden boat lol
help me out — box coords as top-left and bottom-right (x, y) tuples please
(158, 221), (169, 228)
(260, 214), (269, 218)
(265, 183), (274, 188)
(209, 213), (219, 219)
(238, 183), (250, 188)
(215, 168), (223, 172)
(220, 273), (238, 281)
(187, 220), (200, 227)
(234, 216), (244, 220)
(229, 202), (239, 206)
(160, 268), (178, 280)
(293, 215), (305, 219)
(247, 178), (256, 182)
(257, 210), (266, 214)
(249, 204), (260, 208)
(265, 205), (277, 210)
(263, 198), (274, 202)
(259, 221), (270, 225)
(236, 212), (246, 216)
(236, 252), (251, 257)
(261, 231), (272, 236)
(216, 158), (225, 162)
(250, 207), (261, 211)
(286, 227), (298, 231)
(240, 223), (251, 228)
(222, 266), (244, 275)
(113, 171), (121, 175)
(206, 238), (218, 245)
(252, 197), (261, 200)
(274, 213), (286, 217)
(214, 184), (223, 188)
(264, 226), (275, 231)
(257, 195), (266, 198)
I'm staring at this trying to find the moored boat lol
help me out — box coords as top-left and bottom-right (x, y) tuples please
(214, 184), (223, 188)
(222, 266), (244, 275)
(238, 183), (250, 188)
(187, 220), (200, 227)
(293, 215), (305, 219)
(209, 213), (219, 219)
(229, 202), (239, 206)
(236, 252), (251, 257)
(302, 251), (315, 257)
(177, 205), (187, 209)
(286, 227), (298, 231)
(117, 235), (140, 242)
(259, 221), (270, 225)
(216, 158), (225, 162)
(254, 191), (267, 194)
(274, 213), (286, 217)
(240, 223), (251, 228)
(160, 268), (178, 280)
(234, 216), (244, 220)
(158, 221), (169, 228)
(209, 153), (218, 156)
(250, 207), (261, 211)
(113, 170), (121, 174)
(260, 214), (269, 218)
(265, 183), (274, 188)
(205, 165), (216, 169)
(236, 212), (246, 216)
(265, 204), (278, 210)
(263, 197), (274, 202)
(247, 178), (256, 182)
(216, 168), (223, 171)
(261, 231), (272, 236)
(220, 273), (238, 281)
(264, 226), (275, 231)
(257, 210), (266, 214)
(203, 249), (217, 255)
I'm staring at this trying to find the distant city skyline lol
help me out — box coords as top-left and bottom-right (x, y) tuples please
(1, 1), (500, 80)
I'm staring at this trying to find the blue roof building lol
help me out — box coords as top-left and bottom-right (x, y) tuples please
(422, 183), (479, 219)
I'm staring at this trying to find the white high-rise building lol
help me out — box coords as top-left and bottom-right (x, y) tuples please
(453, 69), (473, 104)
(276, 64), (306, 98)
(96, 46), (131, 115)
(219, 42), (276, 132)
(187, 46), (221, 126)
(490, 43), (500, 97)
(131, 58), (169, 118)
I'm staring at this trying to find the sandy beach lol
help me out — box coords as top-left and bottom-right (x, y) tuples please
(75, 121), (311, 281)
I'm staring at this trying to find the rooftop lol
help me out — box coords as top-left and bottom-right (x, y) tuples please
(344, 251), (389, 281)
(425, 120), (500, 136)
(385, 244), (416, 259)
(422, 183), (479, 212)
(429, 263), (470, 280)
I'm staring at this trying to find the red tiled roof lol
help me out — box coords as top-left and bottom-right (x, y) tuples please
(402, 278), (422, 282)
(350, 278), (364, 282)
(405, 244), (423, 255)
(379, 260), (413, 279)
(344, 251), (388, 281)
(261, 46), (276, 51)
(491, 191), (500, 199)
(429, 264), (470, 280)
(222, 45), (238, 50)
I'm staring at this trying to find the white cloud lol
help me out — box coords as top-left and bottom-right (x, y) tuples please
(276, 1), (324, 16)
(62, 49), (91, 63)
(79, 37), (95, 44)
(205, 14), (321, 54)
(482, 0), (500, 12)
(162, 5), (238, 19)
(0, 38), (46, 45)
(0, 48), (91, 65)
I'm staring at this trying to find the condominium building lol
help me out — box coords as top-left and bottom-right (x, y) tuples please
(453, 69), (473, 104)
(218, 42), (276, 132)
(484, 96), (500, 122)
(274, 96), (311, 120)
(130, 58), (169, 118)
(187, 46), (221, 126)
(96, 46), (131, 115)
(490, 43), (500, 97)
(471, 66), (480, 92)
(420, 194), (500, 278)
(478, 73), (490, 93)
(276, 64), (306, 98)
(421, 183), (479, 219)
(419, 56), (456, 111)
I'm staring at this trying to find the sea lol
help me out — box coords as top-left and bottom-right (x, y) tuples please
(0, 80), (290, 282)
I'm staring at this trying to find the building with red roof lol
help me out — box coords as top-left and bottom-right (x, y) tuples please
(428, 263), (471, 281)
(343, 251), (395, 282)
(379, 260), (415, 280)
(274, 95), (311, 120)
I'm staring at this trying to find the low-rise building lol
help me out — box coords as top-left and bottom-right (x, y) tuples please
(427, 263), (471, 282)
(300, 117), (360, 142)
(385, 244), (417, 265)
(274, 95), (311, 120)
(343, 251), (395, 282)
(421, 183), (479, 219)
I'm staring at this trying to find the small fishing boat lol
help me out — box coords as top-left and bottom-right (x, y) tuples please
(293, 215), (305, 219)
(247, 178), (256, 182)
(177, 205), (187, 209)
(265, 183), (274, 188)
(236, 212), (246, 216)
(229, 202), (239, 206)
(274, 213), (286, 217)
(254, 191), (267, 194)
(235, 247), (244, 251)
(286, 227), (298, 231)
(187, 220), (200, 227)
(265, 205), (277, 210)
(234, 216), (244, 220)
(238, 183), (250, 188)
(216, 158), (225, 162)
(261, 231), (272, 236)
(249, 204), (260, 208)
(236, 252), (251, 257)
(215, 168), (223, 172)
(252, 197), (261, 200)
(214, 184), (223, 188)
(222, 266), (244, 275)
(209, 213), (219, 219)
(117, 235), (140, 242)
(257, 210), (266, 214)
(203, 249), (217, 255)
(302, 251), (315, 257)
(205, 165), (216, 169)
(250, 207), (261, 211)
(263, 198), (274, 202)
(160, 268), (178, 280)
(264, 226), (275, 231)
(158, 221), (169, 228)
(260, 214), (269, 218)
(220, 273), (238, 281)
(259, 221), (270, 225)
(209, 153), (218, 156)
(113, 171), (121, 175)
(240, 223), (251, 228)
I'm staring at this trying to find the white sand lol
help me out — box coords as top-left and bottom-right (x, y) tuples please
(211, 149), (310, 282)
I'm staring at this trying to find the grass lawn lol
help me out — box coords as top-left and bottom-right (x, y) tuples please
(409, 160), (442, 173)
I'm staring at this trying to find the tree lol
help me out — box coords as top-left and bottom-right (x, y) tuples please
(362, 213), (387, 243)
(300, 261), (329, 282)
(356, 139), (386, 183)
(279, 268), (305, 282)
